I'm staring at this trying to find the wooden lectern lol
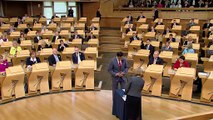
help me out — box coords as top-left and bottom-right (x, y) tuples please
(62, 47), (75, 61)
(136, 18), (147, 27)
(91, 17), (100, 23)
(150, 41), (160, 51)
(61, 17), (75, 24)
(75, 23), (85, 30)
(121, 18), (128, 26)
(132, 49), (150, 71)
(9, 31), (20, 40)
(75, 60), (94, 89)
(128, 40), (141, 58)
(53, 17), (61, 24)
(143, 64), (164, 96)
(39, 17), (47, 25)
(91, 30), (99, 38)
(1, 65), (25, 100)
(59, 30), (70, 40)
(143, 32), (156, 41)
(17, 24), (27, 31)
(33, 23), (42, 31)
(0, 24), (10, 32)
(155, 25), (165, 34)
(198, 72), (213, 102)
(28, 62), (49, 94)
(171, 25), (182, 35)
(169, 67), (196, 101)
(77, 30), (85, 38)
(9, 17), (18, 24)
(42, 30), (53, 39)
(47, 23), (57, 31)
(190, 26), (200, 36)
(20, 40), (32, 50)
(159, 51), (173, 76)
(154, 18), (163, 23)
(70, 39), (82, 49)
(137, 24), (149, 33)
(84, 47), (98, 70)
(26, 31), (37, 39)
(170, 42), (179, 62)
(12, 50), (30, 66)
(52, 61), (72, 91)
(24, 17), (34, 24)
(87, 39), (99, 47)
(78, 17), (87, 23)
(184, 53), (198, 68)
(0, 41), (12, 53)
(60, 23), (71, 31)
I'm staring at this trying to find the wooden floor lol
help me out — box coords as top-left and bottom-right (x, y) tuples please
(0, 90), (212, 120)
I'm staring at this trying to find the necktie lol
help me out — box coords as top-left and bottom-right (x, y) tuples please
(118, 60), (122, 71)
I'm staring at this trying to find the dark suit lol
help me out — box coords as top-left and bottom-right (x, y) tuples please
(34, 36), (43, 43)
(124, 20), (133, 25)
(26, 57), (41, 66)
(148, 57), (164, 65)
(126, 28), (135, 34)
(126, 16), (133, 22)
(68, 9), (74, 17)
(130, 36), (140, 43)
(72, 52), (85, 64)
(48, 54), (61, 66)
(24, 28), (32, 34)
(108, 57), (129, 95)
(52, 35), (62, 42)
(171, 23), (180, 28)
(203, 23), (213, 30)
(153, 9), (159, 20)
(85, 35), (96, 42)
(71, 34), (82, 40)
(37, 44), (52, 51)
(14, 21), (23, 28)
(166, 38), (176, 42)
(144, 44), (155, 55)
(57, 44), (69, 52)
(137, 15), (145, 21)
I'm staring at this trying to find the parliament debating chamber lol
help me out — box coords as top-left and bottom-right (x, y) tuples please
(0, 0), (213, 120)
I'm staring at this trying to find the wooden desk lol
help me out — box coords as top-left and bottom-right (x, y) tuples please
(184, 53), (198, 68)
(53, 17), (61, 23)
(62, 47), (75, 61)
(190, 26), (200, 35)
(33, 23), (42, 31)
(24, 17), (34, 24)
(192, 43), (200, 53)
(202, 55), (213, 72)
(198, 72), (213, 102)
(170, 19), (180, 24)
(75, 60), (94, 89)
(91, 30), (99, 38)
(84, 47), (98, 70)
(28, 62), (49, 94)
(20, 40), (32, 50)
(0, 41), (12, 53)
(122, 24), (133, 33)
(171, 25), (182, 35)
(47, 23), (57, 31)
(170, 67), (196, 101)
(39, 48), (53, 62)
(143, 64), (164, 96)
(9, 18), (18, 24)
(9, 31), (20, 40)
(136, 18), (147, 27)
(132, 49), (150, 71)
(27, 31), (37, 39)
(79, 17), (87, 23)
(1, 65), (25, 100)
(185, 33), (199, 43)
(154, 18), (163, 23)
(124, 31), (136, 44)
(150, 41), (160, 51)
(144, 32), (156, 41)
(159, 51), (173, 76)
(52, 61), (72, 91)
(17, 24), (27, 31)
(70, 39), (82, 49)
(128, 40), (141, 58)
(121, 18), (128, 26)
(77, 30), (85, 38)
(155, 25), (165, 34)
(137, 24), (149, 33)
(87, 39), (99, 47)
(60, 23), (71, 30)
(61, 17), (75, 24)
(39, 17), (47, 25)
(0, 24), (10, 32)
(13, 49), (30, 64)
(170, 42), (179, 62)
(42, 30), (53, 39)
(91, 17), (100, 23)
(75, 23), (85, 30)
(59, 30), (70, 40)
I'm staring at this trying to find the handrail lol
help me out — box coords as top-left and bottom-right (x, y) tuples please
(114, 7), (213, 11)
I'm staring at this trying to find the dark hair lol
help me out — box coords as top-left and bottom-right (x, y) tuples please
(60, 39), (64, 43)
(30, 50), (36, 56)
(117, 52), (123, 57)
(179, 55), (185, 60)
(169, 34), (173, 36)
(147, 39), (150, 41)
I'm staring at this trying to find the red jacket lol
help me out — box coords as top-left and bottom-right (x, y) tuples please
(173, 60), (190, 69)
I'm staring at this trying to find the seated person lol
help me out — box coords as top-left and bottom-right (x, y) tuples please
(26, 50), (41, 68)
(187, 18), (196, 29)
(130, 32), (140, 43)
(163, 27), (171, 35)
(143, 39), (155, 55)
(14, 17), (23, 28)
(88, 23), (98, 32)
(173, 55), (190, 70)
(37, 40), (52, 52)
(125, 17), (133, 25)
(148, 51), (164, 65)
(137, 12), (145, 21)
(161, 41), (173, 51)
(70, 31), (82, 41)
(24, 24), (32, 34)
(0, 34), (8, 45)
(10, 41), (22, 56)
(85, 32), (96, 42)
(126, 13), (133, 22)
(34, 31), (42, 43)
(148, 26), (156, 32)
(182, 43), (195, 55)
(202, 19), (212, 37)
(125, 24), (134, 34)
(171, 19), (180, 28)
(0, 54), (8, 73)
(183, 36), (194, 46)
(208, 28), (213, 37)
(154, 19), (163, 27)
(48, 48), (61, 66)
(166, 34), (176, 42)
(57, 40), (69, 52)
(17, 33), (26, 44)
(207, 38), (213, 57)
(52, 31), (61, 43)
(72, 47), (85, 64)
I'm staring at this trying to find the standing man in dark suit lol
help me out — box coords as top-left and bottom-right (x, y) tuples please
(125, 73), (144, 120)
(68, 7), (74, 17)
(57, 40), (69, 52)
(72, 47), (85, 64)
(148, 51), (164, 65)
(143, 39), (155, 55)
(108, 52), (129, 95)
(48, 48), (61, 66)
(52, 31), (61, 43)
(153, 8), (159, 21)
